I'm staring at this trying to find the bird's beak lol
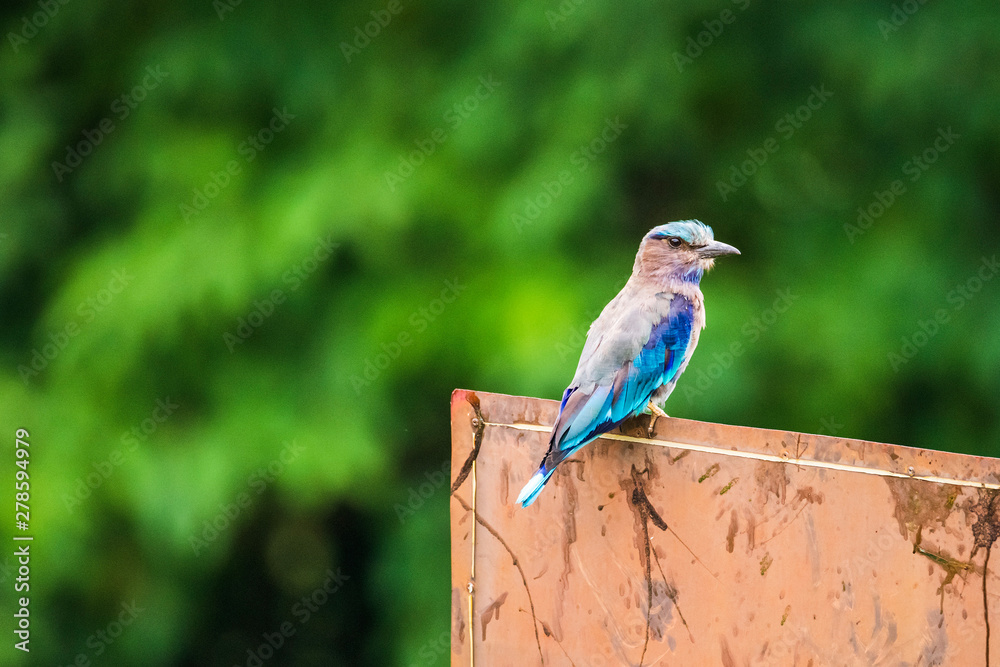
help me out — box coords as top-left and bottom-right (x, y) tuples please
(698, 240), (741, 258)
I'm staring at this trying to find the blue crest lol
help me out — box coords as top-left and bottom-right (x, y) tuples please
(647, 220), (715, 245)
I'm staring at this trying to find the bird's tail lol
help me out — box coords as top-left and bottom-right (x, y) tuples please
(516, 465), (556, 507)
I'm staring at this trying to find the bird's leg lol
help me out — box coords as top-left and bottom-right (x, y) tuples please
(646, 402), (669, 437)
(647, 403), (669, 418)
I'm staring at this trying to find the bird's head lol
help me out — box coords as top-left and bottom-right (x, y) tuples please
(636, 220), (740, 283)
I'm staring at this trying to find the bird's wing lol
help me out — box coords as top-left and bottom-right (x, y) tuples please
(547, 291), (695, 459)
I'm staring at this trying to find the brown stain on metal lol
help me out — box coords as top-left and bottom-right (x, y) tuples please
(643, 450), (661, 483)
(754, 461), (788, 505)
(970, 489), (1000, 666)
(756, 483), (826, 550)
(912, 530), (971, 616)
(631, 465), (717, 583)
(971, 488), (1000, 552)
(451, 392), (485, 494)
(743, 509), (757, 552)
(500, 460), (510, 506)
(480, 591), (509, 641)
(626, 466), (675, 665)
(883, 477), (958, 539)
(625, 468), (655, 667)
(559, 459), (583, 479)
(452, 587), (466, 645)
(794, 486), (824, 505)
(726, 511), (739, 554)
(625, 465), (697, 659)
(552, 470), (579, 640)
(720, 637), (736, 667)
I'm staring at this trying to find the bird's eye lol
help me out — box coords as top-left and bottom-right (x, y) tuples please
(667, 237), (683, 248)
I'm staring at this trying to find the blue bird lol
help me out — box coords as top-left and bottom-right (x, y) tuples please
(517, 220), (739, 507)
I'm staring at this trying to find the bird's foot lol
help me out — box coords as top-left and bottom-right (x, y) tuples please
(646, 402), (669, 438)
(647, 402), (669, 419)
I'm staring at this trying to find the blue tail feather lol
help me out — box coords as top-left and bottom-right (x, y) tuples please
(516, 466), (555, 507)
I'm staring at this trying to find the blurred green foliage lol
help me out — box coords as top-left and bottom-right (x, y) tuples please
(1, 0), (999, 664)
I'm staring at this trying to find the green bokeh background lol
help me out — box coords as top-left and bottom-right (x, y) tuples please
(2, 0), (999, 664)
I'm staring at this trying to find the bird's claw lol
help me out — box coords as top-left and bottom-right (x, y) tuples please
(646, 402), (669, 438)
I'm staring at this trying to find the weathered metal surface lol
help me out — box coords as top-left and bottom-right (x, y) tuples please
(450, 389), (1000, 666)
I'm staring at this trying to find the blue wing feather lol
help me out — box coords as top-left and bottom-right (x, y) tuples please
(518, 295), (695, 507)
(554, 296), (693, 455)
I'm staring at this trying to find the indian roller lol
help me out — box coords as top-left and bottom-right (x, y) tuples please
(516, 220), (739, 507)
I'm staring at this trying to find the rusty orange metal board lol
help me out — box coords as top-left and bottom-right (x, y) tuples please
(449, 389), (1000, 666)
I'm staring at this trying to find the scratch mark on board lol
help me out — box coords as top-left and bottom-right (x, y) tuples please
(631, 467), (717, 580)
(451, 393), (485, 493)
(628, 466), (702, 666)
(451, 493), (545, 664)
